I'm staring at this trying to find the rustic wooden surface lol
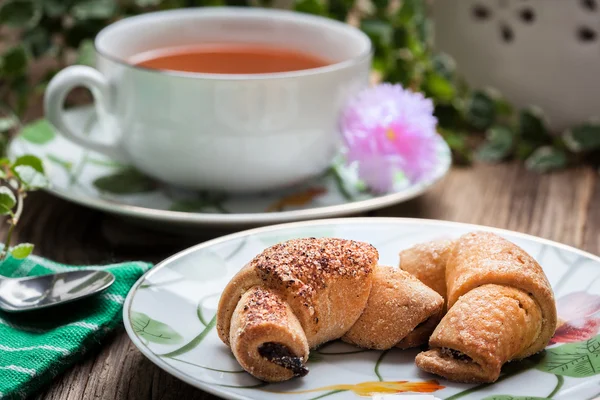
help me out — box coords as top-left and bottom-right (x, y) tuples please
(7, 162), (595, 399)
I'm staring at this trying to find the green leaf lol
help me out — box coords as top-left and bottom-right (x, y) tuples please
(160, 315), (216, 358)
(23, 27), (52, 58)
(87, 158), (123, 168)
(170, 191), (228, 213)
(564, 123), (600, 152)
(130, 311), (184, 345)
(65, 20), (106, 48)
(519, 107), (549, 144)
(435, 102), (464, 130)
(76, 39), (96, 67)
(536, 335), (600, 377)
(372, 56), (391, 75)
(10, 74), (30, 116)
(431, 53), (456, 81)
(394, 0), (420, 25)
(43, 0), (68, 17)
(170, 200), (211, 212)
(46, 154), (73, 172)
(487, 89), (514, 120)
(0, 0), (40, 28)
(12, 155), (48, 189)
(93, 168), (156, 194)
(293, 0), (327, 15)
(10, 243), (34, 259)
(515, 141), (536, 160)
(439, 128), (473, 165)
(1, 46), (29, 78)
(525, 146), (568, 173)
(406, 31), (426, 60)
(327, 0), (353, 21)
(13, 154), (45, 173)
(72, 0), (116, 20)
(466, 90), (495, 131)
(0, 186), (16, 215)
(360, 20), (393, 58)
(476, 125), (515, 162)
(424, 72), (455, 103)
(385, 57), (413, 86)
(0, 117), (17, 133)
(371, 0), (389, 17)
(135, 0), (163, 5)
(13, 165), (49, 189)
(20, 119), (56, 144)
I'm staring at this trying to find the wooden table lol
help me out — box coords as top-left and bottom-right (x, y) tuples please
(13, 162), (597, 399)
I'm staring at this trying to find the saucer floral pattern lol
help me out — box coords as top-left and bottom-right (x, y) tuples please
(550, 291), (600, 344)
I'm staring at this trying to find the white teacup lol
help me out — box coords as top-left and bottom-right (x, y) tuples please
(44, 7), (372, 193)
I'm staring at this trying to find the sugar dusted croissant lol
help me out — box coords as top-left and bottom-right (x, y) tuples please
(415, 232), (557, 383)
(399, 238), (455, 300)
(217, 237), (444, 382)
(342, 265), (443, 350)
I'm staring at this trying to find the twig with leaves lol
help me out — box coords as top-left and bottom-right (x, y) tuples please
(0, 154), (49, 262)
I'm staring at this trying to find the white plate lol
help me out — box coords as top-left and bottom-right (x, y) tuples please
(8, 107), (451, 228)
(123, 217), (600, 399)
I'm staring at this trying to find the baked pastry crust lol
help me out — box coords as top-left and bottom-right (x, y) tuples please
(415, 232), (557, 383)
(342, 265), (444, 350)
(217, 237), (378, 381)
(229, 286), (309, 381)
(399, 238), (454, 300)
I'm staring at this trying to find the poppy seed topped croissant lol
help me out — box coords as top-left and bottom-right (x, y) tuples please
(217, 237), (444, 382)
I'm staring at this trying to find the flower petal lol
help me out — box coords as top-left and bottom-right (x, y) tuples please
(550, 318), (600, 344)
(340, 83), (439, 186)
(349, 380), (445, 396)
(356, 156), (395, 194)
(557, 292), (600, 322)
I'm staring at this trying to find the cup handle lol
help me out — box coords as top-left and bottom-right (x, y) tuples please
(44, 65), (129, 163)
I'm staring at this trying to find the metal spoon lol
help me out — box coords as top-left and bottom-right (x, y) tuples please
(0, 270), (115, 312)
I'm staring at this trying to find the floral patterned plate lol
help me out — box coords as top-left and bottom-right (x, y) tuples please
(7, 107), (451, 228)
(124, 217), (600, 400)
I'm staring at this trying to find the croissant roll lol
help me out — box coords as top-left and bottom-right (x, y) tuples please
(229, 286), (309, 382)
(416, 284), (542, 382)
(415, 232), (557, 383)
(395, 309), (443, 350)
(342, 266), (444, 350)
(399, 238), (455, 300)
(217, 238), (378, 381)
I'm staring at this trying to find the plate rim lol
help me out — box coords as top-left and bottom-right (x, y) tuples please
(123, 216), (600, 399)
(8, 115), (452, 226)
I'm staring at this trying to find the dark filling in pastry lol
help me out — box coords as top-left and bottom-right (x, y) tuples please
(413, 318), (429, 330)
(441, 347), (474, 363)
(258, 342), (309, 377)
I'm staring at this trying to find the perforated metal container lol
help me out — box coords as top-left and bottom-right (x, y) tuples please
(432, 0), (600, 132)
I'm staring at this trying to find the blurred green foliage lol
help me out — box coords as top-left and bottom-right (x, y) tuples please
(0, 0), (598, 171)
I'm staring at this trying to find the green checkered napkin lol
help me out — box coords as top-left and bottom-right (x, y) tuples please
(0, 255), (151, 400)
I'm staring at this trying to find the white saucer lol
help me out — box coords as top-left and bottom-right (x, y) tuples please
(8, 107), (451, 228)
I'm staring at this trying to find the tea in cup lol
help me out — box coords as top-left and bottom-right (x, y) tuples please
(44, 7), (372, 192)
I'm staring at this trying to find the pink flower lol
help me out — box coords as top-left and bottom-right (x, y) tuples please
(340, 83), (440, 193)
(550, 291), (600, 344)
